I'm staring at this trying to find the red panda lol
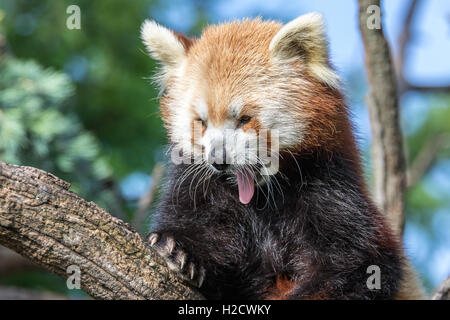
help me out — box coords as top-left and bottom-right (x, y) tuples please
(140, 13), (424, 299)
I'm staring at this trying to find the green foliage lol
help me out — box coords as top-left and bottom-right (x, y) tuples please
(405, 97), (450, 221)
(0, 0), (165, 177)
(407, 184), (444, 226)
(0, 56), (114, 209)
(0, 0), (166, 295)
(0, 271), (89, 299)
(407, 98), (450, 163)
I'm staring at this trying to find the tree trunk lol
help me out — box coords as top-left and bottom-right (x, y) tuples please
(358, 0), (407, 235)
(0, 162), (203, 300)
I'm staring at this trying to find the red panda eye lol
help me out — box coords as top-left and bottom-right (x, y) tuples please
(238, 115), (251, 126)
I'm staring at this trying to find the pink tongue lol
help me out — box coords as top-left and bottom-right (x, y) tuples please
(236, 171), (255, 204)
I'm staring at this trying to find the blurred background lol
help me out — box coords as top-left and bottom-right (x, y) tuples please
(0, 0), (448, 299)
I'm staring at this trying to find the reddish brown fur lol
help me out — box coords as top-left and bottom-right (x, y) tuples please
(184, 19), (280, 126)
(174, 32), (196, 52)
(264, 276), (296, 299)
(162, 20), (358, 160)
(241, 117), (262, 132)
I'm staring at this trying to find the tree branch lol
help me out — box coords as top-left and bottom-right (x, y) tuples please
(396, 0), (450, 94)
(401, 83), (450, 94)
(396, 0), (419, 77)
(358, 0), (408, 235)
(0, 161), (203, 300)
(407, 133), (450, 188)
(432, 277), (450, 300)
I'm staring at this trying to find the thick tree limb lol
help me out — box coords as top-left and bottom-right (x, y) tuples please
(0, 161), (203, 300)
(358, 0), (408, 235)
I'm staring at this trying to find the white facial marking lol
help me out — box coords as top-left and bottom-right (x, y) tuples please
(140, 20), (185, 67)
(228, 98), (244, 119)
(195, 99), (208, 120)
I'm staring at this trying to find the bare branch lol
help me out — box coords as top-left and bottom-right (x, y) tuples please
(133, 162), (164, 233)
(432, 277), (450, 300)
(358, 0), (408, 235)
(396, 0), (450, 94)
(0, 161), (203, 300)
(407, 133), (450, 188)
(401, 83), (450, 94)
(396, 0), (420, 76)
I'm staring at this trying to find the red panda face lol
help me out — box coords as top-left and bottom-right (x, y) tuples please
(141, 14), (343, 204)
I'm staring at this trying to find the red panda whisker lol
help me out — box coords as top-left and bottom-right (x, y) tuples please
(202, 166), (214, 198)
(173, 163), (202, 207)
(189, 165), (208, 208)
(192, 166), (209, 208)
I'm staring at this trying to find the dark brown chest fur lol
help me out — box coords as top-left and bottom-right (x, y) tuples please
(151, 152), (403, 299)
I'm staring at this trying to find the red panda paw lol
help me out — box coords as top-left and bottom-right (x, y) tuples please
(146, 232), (206, 288)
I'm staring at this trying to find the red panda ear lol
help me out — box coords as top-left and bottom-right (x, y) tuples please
(269, 13), (340, 88)
(140, 20), (191, 67)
